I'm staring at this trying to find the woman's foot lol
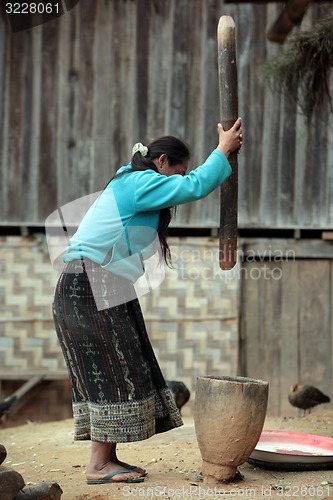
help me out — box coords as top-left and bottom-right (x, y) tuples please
(107, 443), (147, 476)
(86, 461), (143, 482)
(115, 459), (147, 476)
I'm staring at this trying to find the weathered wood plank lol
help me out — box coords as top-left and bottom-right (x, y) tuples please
(38, 20), (60, 219)
(237, 4), (267, 225)
(19, 31), (34, 220)
(108, 0), (136, 167)
(240, 238), (333, 259)
(0, 17), (9, 221)
(240, 261), (263, 380)
(258, 26), (281, 228)
(276, 95), (297, 227)
(280, 261), (299, 416)
(331, 261), (333, 404)
(262, 262), (282, 415)
(7, 31), (26, 220)
(92, 1), (113, 190)
(146, 0), (174, 139)
(56, 8), (76, 207)
(170, 0), (189, 140)
(298, 261), (331, 399)
(77, 1), (97, 196)
(27, 29), (42, 222)
(328, 114), (333, 226)
(135, 0), (150, 143)
(304, 117), (328, 227)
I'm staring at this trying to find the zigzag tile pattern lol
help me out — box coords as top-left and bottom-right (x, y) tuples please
(0, 236), (66, 373)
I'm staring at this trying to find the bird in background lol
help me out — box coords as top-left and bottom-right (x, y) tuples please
(166, 380), (190, 415)
(288, 384), (330, 415)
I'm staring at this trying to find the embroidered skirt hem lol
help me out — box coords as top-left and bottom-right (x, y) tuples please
(73, 387), (182, 443)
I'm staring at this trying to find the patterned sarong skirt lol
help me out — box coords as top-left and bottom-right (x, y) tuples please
(52, 259), (183, 443)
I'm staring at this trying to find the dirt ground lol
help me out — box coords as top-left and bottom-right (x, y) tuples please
(1, 412), (333, 500)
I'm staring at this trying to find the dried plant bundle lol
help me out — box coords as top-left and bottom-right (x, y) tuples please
(259, 8), (333, 118)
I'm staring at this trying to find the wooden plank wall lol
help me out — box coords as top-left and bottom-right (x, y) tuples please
(240, 241), (333, 416)
(0, 0), (332, 229)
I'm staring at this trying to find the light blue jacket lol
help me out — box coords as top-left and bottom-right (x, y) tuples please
(63, 149), (231, 281)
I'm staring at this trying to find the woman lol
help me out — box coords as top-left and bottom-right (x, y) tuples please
(52, 119), (243, 485)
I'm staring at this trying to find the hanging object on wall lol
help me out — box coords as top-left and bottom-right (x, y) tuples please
(217, 16), (239, 270)
(267, 0), (313, 43)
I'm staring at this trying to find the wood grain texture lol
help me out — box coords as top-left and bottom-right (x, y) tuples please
(298, 260), (331, 396)
(0, 1), (332, 229)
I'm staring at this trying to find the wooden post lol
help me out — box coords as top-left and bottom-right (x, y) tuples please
(218, 16), (238, 270)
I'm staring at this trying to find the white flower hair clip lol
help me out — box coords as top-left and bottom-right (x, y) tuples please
(132, 142), (148, 157)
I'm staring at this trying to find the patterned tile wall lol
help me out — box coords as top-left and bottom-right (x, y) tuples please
(0, 236), (65, 374)
(0, 236), (239, 418)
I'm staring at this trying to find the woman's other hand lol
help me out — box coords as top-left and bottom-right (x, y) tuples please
(216, 118), (243, 158)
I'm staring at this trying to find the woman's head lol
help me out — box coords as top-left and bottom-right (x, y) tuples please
(130, 136), (190, 266)
(131, 136), (190, 177)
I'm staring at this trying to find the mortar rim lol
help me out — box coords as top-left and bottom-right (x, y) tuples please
(196, 375), (269, 386)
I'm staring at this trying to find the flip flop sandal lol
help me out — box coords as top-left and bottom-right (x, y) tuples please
(127, 465), (148, 477)
(86, 469), (145, 484)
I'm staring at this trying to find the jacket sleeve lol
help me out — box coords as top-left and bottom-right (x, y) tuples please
(134, 149), (232, 212)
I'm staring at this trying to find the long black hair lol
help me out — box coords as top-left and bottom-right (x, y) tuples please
(112, 136), (190, 266)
